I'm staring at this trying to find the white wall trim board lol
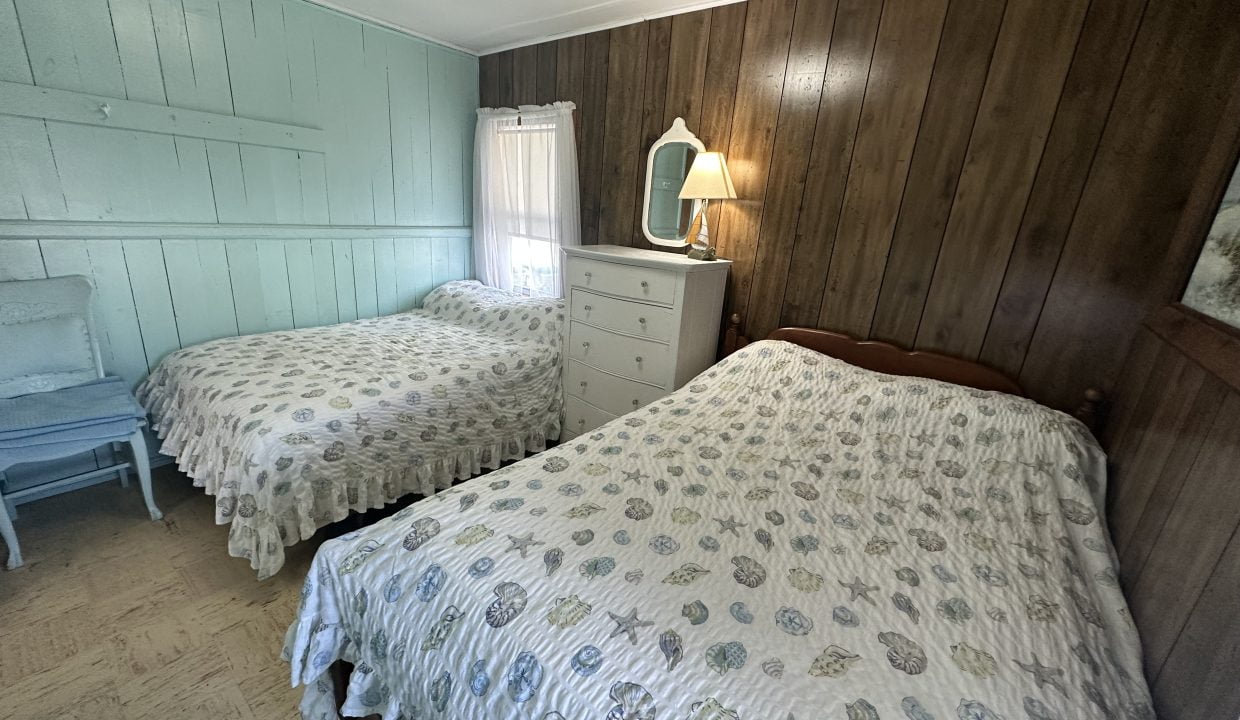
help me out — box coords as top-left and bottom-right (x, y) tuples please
(296, 0), (477, 55)
(0, 81), (326, 153)
(0, 221), (471, 240)
(297, 0), (748, 56)
(474, 0), (748, 55)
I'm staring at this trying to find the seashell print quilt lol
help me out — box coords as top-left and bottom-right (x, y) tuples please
(283, 339), (1154, 719)
(137, 281), (565, 579)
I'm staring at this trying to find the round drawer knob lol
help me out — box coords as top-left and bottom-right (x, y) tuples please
(584, 305), (592, 311)
(640, 280), (649, 289)
(579, 381), (587, 388)
(632, 399), (639, 407)
(582, 341), (591, 349)
(635, 356), (643, 363)
(584, 272), (592, 279)
(578, 418), (585, 426)
(638, 317), (646, 325)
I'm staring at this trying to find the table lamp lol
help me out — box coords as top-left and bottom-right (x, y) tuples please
(678, 151), (736, 260)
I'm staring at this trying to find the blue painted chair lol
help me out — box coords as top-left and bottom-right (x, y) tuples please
(0, 275), (161, 569)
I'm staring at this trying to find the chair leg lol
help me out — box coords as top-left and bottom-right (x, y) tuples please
(112, 442), (130, 488)
(127, 430), (163, 521)
(0, 494), (21, 570)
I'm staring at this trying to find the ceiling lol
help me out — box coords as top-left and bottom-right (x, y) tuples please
(305, 0), (745, 55)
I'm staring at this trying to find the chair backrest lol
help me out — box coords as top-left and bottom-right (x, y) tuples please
(0, 275), (104, 398)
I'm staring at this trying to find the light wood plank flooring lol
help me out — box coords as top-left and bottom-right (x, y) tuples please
(0, 465), (327, 719)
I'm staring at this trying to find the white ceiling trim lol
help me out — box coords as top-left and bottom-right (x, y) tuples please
(474, 0), (747, 56)
(297, 0), (747, 56)
(297, 0), (477, 55)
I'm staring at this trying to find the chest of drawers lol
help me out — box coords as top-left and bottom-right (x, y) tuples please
(560, 245), (730, 439)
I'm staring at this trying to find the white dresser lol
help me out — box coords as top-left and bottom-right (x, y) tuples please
(561, 245), (731, 439)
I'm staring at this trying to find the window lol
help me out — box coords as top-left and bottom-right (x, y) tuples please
(501, 123), (557, 297)
(474, 104), (580, 298)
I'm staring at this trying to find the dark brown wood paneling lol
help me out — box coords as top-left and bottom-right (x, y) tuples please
(977, 0), (1148, 376)
(1153, 525), (1240, 719)
(818, 0), (948, 338)
(577, 31), (610, 246)
(631, 17), (673, 250)
(535, 41), (557, 105)
(663, 10), (712, 131)
(1019, 0), (1240, 410)
(483, 0), (1240, 413)
(713, 0), (798, 324)
(496, 50), (514, 108)
(743, 0), (837, 340)
(1129, 392), (1240, 675)
(868, 0), (1005, 347)
(555, 35), (586, 151)
(695, 3), (747, 237)
(780, 0), (883, 328)
(597, 23), (649, 247)
(915, 0), (1089, 358)
(1107, 305), (1240, 718)
(513, 45), (538, 103)
(479, 53), (500, 108)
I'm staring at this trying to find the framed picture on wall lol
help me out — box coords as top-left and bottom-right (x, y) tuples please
(1182, 160), (1240, 329)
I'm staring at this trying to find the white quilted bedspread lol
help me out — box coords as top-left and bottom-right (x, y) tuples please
(137, 281), (565, 579)
(284, 339), (1153, 720)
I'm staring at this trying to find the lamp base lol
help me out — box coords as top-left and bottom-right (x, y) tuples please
(686, 199), (718, 261)
(687, 244), (717, 261)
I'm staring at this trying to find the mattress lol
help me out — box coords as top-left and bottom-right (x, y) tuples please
(136, 281), (565, 579)
(283, 339), (1154, 719)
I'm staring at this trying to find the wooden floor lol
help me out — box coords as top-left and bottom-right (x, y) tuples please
(0, 465), (327, 719)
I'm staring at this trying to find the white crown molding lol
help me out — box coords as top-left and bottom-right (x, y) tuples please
(294, 0), (477, 55)
(475, 0), (747, 56)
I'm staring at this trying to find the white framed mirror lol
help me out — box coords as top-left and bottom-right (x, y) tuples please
(641, 118), (706, 247)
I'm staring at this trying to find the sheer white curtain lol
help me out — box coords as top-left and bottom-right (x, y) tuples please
(473, 102), (580, 297)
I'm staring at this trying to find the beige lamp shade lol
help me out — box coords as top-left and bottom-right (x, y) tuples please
(678, 152), (736, 200)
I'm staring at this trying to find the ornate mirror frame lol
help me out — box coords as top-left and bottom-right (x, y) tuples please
(641, 117), (706, 247)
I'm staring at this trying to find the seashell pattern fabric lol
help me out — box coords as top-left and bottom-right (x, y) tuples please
(137, 281), (565, 578)
(284, 340), (1152, 719)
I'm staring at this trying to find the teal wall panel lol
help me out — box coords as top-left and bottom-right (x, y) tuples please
(0, 0), (478, 488)
(0, 0), (478, 228)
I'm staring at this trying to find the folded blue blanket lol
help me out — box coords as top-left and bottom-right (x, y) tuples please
(0, 376), (146, 438)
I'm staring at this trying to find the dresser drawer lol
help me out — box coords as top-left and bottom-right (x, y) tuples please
(566, 360), (664, 416)
(570, 289), (676, 341)
(567, 257), (677, 305)
(568, 321), (671, 386)
(563, 395), (617, 437)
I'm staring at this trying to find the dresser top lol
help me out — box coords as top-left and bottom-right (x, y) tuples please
(563, 244), (732, 273)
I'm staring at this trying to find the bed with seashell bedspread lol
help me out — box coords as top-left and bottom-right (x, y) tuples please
(136, 281), (565, 579)
(282, 339), (1154, 719)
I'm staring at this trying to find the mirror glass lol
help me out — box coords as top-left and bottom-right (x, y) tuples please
(645, 142), (698, 242)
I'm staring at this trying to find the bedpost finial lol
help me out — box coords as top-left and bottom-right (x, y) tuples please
(1075, 388), (1106, 435)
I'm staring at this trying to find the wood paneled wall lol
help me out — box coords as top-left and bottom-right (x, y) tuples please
(1105, 304), (1240, 719)
(480, 0), (1240, 412)
(0, 0), (476, 228)
(0, 0), (478, 489)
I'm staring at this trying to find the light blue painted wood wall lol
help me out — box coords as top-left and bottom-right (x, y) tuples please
(0, 0), (479, 491)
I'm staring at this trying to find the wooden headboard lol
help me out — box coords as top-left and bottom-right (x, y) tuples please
(767, 327), (1025, 395)
(722, 316), (1105, 432)
(1104, 304), (1240, 719)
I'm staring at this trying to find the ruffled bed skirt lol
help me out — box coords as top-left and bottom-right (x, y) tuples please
(139, 376), (560, 580)
(282, 563), (391, 720)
